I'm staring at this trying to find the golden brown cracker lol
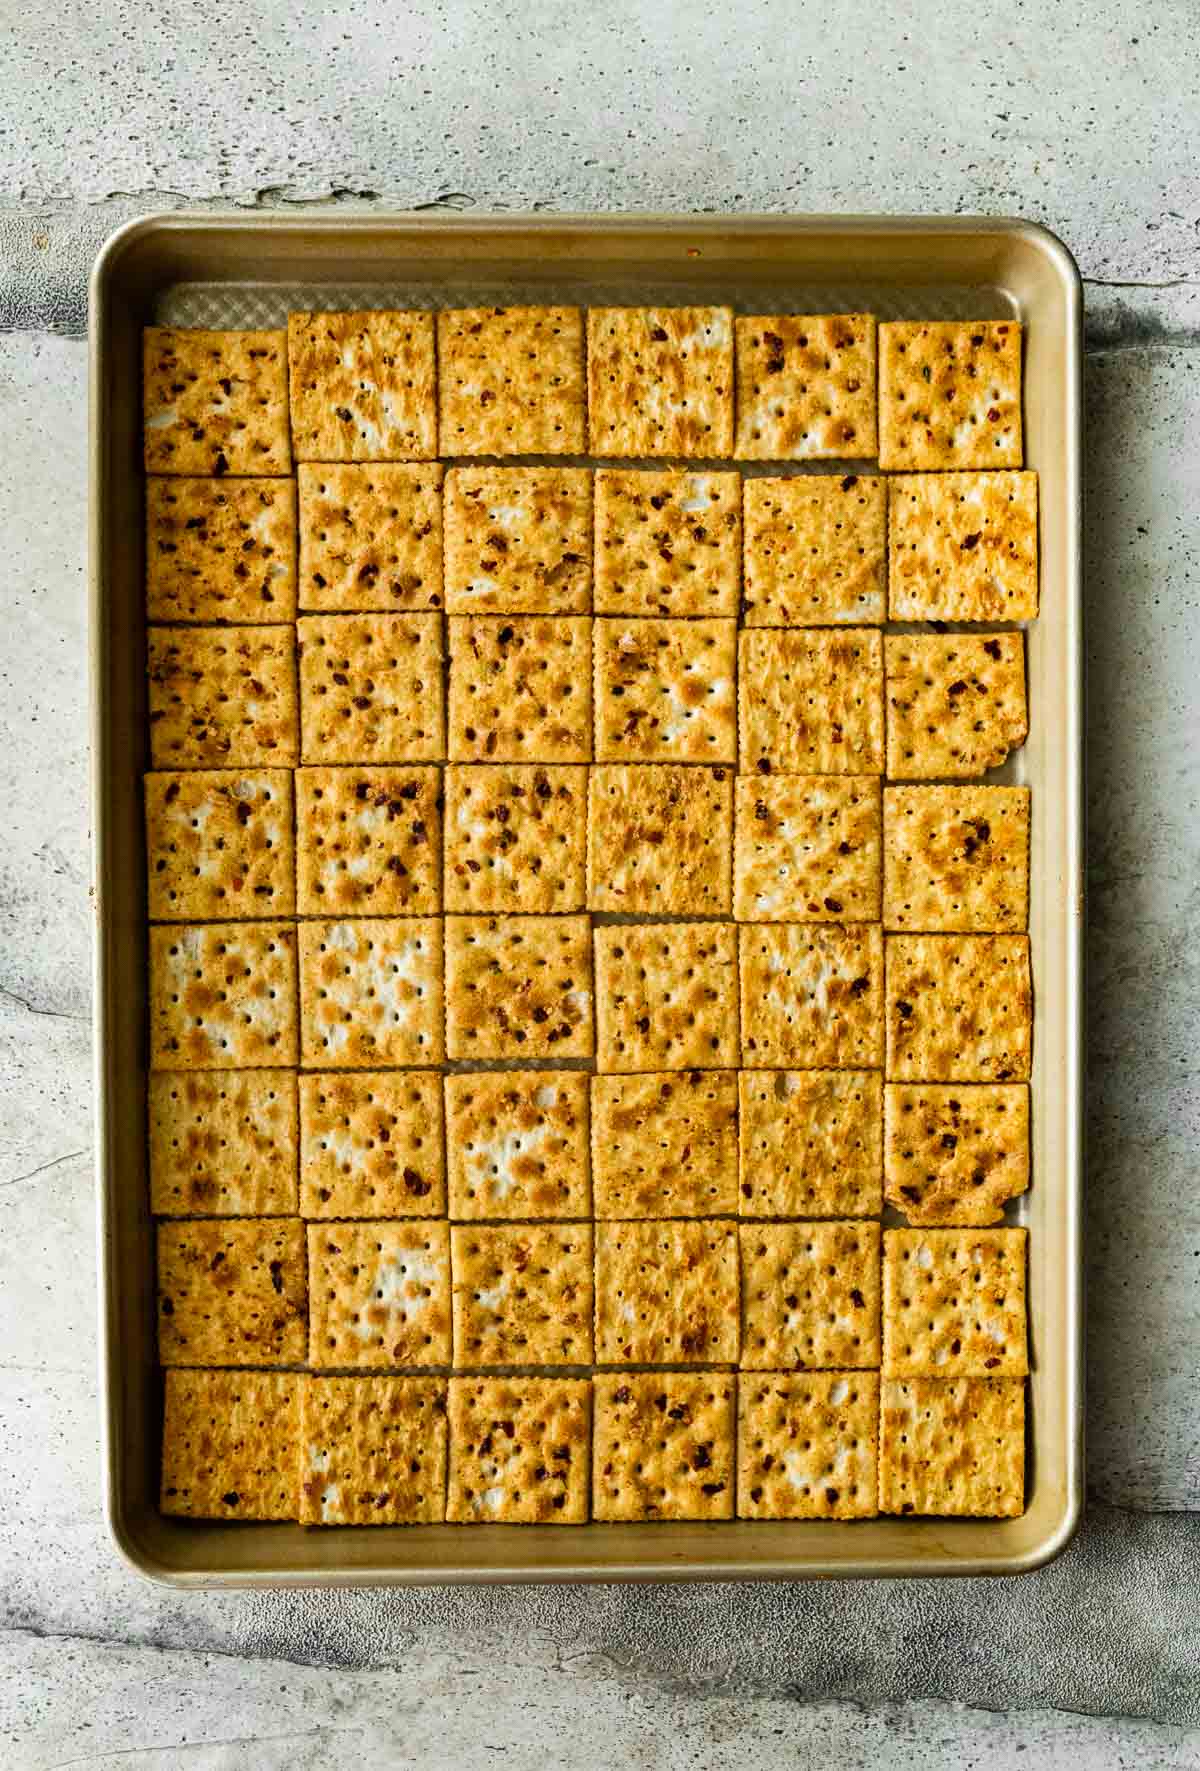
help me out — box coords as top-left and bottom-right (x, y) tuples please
(297, 462), (443, 611)
(287, 309), (436, 461)
(885, 933), (1032, 1082)
(299, 1070), (445, 1218)
(738, 628), (884, 776)
(887, 473), (1038, 621)
(587, 306), (734, 457)
(300, 1374), (447, 1525)
(147, 625), (297, 771)
(594, 922), (739, 1073)
(593, 1372), (734, 1521)
(741, 473), (886, 626)
(594, 616), (737, 763)
(737, 1371), (879, 1520)
(878, 320), (1023, 471)
(145, 768), (294, 922)
(451, 1223), (594, 1367)
(593, 467), (741, 617)
(143, 326), (290, 476)
(740, 1220), (881, 1371)
(148, 921), (298, 1070)
(161, 1369), (300, 1520)
(733, 774), (881, 923)
(883, 785), (1030, 933)
(156, 1218), (307, 1367)
(738, 922), (883, 1069)
(298, 916), (444, 1068)
(448, 615), (592, 764)
(438, 306), (585, 455)
(297, 612), (444, 764)
(735, 313), (877, 460)
(308, 1219), (451, 1368)
(444, 913), (594, 1061)
(882, 1226), (1028, 1376)
(443, 764), (587, 914)
(884, 1086), (1030, 1227)
(879, 1375), (1026, 1516)
(146, 476), (296, 623)
(594, 1220), (739, 1365)
(295, 765), (442, 916)
(149, 1070), (298, 1216)
(445, 1070), (590, 1221)
(446, 1375), (591, 1523)
(587, 763), (734, 915)
(444, 466), (592, 614)
(885, 631), (1028, 777)
(591, 1070), (739, 1218)
(738, 1069), (882, 1218)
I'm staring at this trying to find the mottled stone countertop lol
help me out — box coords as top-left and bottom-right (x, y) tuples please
(2, 4), (1199, 1766)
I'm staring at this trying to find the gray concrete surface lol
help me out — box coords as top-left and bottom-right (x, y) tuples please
(3, 2), (1200, 1764)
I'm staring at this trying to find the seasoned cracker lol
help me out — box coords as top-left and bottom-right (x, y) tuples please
(591, 1070), (739, 1218)
(587, 306), (734, 458)
(446, 1375), (591, 1523)
(156, 1218), (307, 1367)
(885, 1086), (1030, 1227)
(885, 933), (1032, 1082)
(742, 474), (886, 626)
(594, 617), (737, 763)
(879, 1376), (1026, 1516)
(444, 914), (593, 1061)
(733, 775), (880, 923)
(148, 921), (298, 1070)
(143, 327), (290, 476)
(295, 765), (442, 916)
(735, 314), (877, 460)
(594, 468), (741, 617)
(738, 1069), (882, 1218)
(161, 1369), (300, 1520)
(588, 764), (733, 914)
(145, 768), (294, 922)
(149, 1070), (298, 1216)
(885, 631), (1028, 778)
(445, 1070), (590, 1220)
(308, 1219), (451, 1368)
(888, 474), (1039, 621)
(882, 1226), (1028, 1376)
(594, 922), (738, 1073)
(297, 613), (444, 764)
(146, 477), (297, 623)
(448, 615), (592, 764)
(738, 628), (883, 777)
(438, 306), (585, 456)
(593, 1372), (734, 1521)
(738, 923), (883, 1069)
(740, 1220), (881, 1370)
(297, 463), (443, 612)
(300, 1374), (447, 1525)
(299, 1070), (445, 1217)
(451, 1223), (594, 1367)
(147, 625), (297, 770)
(594, 1220), (739, 1365)
(883, 785), (1030, 932)
(444, 466), (592, 614)
(878, 320), (1023, 471)
(298, 916), (444, 1068)
(443, 764), (587, 914)
(287, 310), (436, 461)
(737, 1371), (880, 1520)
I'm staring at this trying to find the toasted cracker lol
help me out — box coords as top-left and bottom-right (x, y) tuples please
(149, 1070), (298, 1216)
(295, 765), (442, 916)
(593, 1372), (734, 1521)
(443, 764), (587, 914)
(438, 306), (585, 455)
(156, 1218), (307, 1367)
(733, 775), (880, 923)
(882, 1227), (1028, 1376)
(297, 462), (443, 612)
(884, 1085), (1030, 1227)
(738, 923), (883, 1069)
(145, 768), (294, 922)
(888, 473), (1039, 621)
(879, 1375), (1025, 1516)
(287, 310), (436, 461)
(742, 474), (886, 626)
(147, 625), (297, 771)
(594, 922), (738, 1073)
(444, 914), (593, 1061)
(885, 933), (1032, 1082)
(737, 1371), (880, 1520)
(594, 617), (737, 763)
(298, 916), (443, 1068)
(884, 631), (1028, 778)
(595, 1219), (739, 1365)
(447, 1374), (591, 1523)
(588, 764), (733, 914)
(445, 1070), (590, 1220)
(587, 306), (734, 458)
(878, 320), (1023, 471)
(444, 467), (592, 614)
(149, 921), (298, 1070)
(738, 628), (883, 776)
(161, 1369), (300, 1520)
(448, 614), (592, 763)
(738, 1070), (882, 1218)
(740, 1221), (881, 1370)
(299, 1070), (445, 1218)
(883, 785), (1030, 933)
(308, 1219), (451, 1368)
(143, 327), (290, 476)
(735, 314), (877, 460)
(594, 468), (741, 617)
(451, 1223), (594, 1367)
(300, 1374), (447, 1525)
(591, 1070), (739, 1218)
(146, 477), (297, 623)
(297, 612), (444, 764)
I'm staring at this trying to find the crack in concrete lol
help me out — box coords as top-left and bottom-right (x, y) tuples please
(0, 983), (88, 1024)
(0, 1148), (88, 1190)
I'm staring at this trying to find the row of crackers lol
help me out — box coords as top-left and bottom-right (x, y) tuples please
(162, 1366), (1025, 1524)
(146, 464), (1038, 626)
(144, 313), (1024, 473)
